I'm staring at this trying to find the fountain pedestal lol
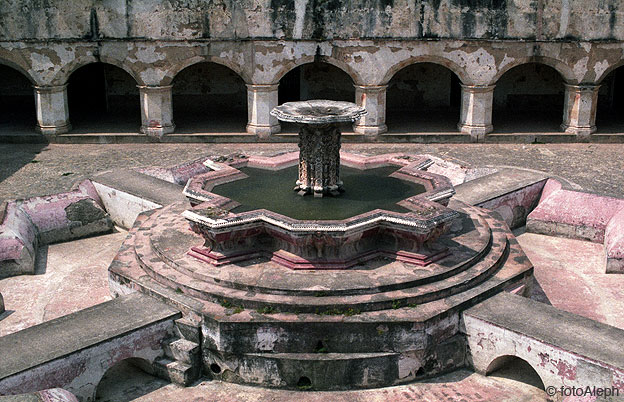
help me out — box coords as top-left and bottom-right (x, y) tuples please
(271, 100), (366, 197)
(296, 124), (342, 196)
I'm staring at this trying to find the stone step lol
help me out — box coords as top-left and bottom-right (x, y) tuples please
(134, 228), (508, 313)
(129, 202), (510, 313)
(174, 317), (201, 344)
(163, 338), (200, 365)
(147, 204), (494, 297)
(206, 351), (401, 390)
(152, 357), (200, 386)
(109, 230), (532, 355)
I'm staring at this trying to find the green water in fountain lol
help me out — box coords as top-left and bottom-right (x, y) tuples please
(212, 166), (426, 220)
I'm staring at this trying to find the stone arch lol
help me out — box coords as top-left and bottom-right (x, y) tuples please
(66, 62), (142, 133)
(491, 61), (566, 133)
(164, 56), (251, 86)
(486, 355), (546, 390)
(0, 57), (37, 85)
(381, 56), (472, 86)
(595, 59), (624, 84)
(53, 56), (143, 86)
(271, 55), (362, 86)
(489, 56), (575, 86)
(170, 60), (248, 133)
(93, 357), (160, 402)
(384, 61), (463, 133)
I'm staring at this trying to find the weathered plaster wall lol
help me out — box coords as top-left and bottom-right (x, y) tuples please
(0, 0), (622, 42)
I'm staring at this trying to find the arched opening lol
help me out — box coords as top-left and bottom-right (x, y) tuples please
(67, 63), (140, 134)
(95, 358), (167, 402)
(596, 65), (624, 133)
(493, 63), (565, 133)
(385, 63), (462, 133)
(0, 64), (36, 135)
(278, 62), (355, 133)
(172, 62), (247, 134)
(486, 355), (545, 391)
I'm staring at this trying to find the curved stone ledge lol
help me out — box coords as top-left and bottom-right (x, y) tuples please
(0, 180), (113, 279)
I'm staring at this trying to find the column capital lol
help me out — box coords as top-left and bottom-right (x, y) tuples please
(460, 84), (496, 93)
(33, 84), (68, 93)
(563, 83), (601, 92)
(246, 83), (279, 92)
(354, 84), (388, 93)
(137, 85), (173, 92)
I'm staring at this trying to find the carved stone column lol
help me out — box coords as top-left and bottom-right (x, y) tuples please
(34, 85), (71, 136)
(138, 85), (175, 139)
(246, 84), (280, 139)
(561, 84), (600, 139)
(296, 124), (343, 197)
(353, 85), (388, 137)
(458, 84), (495, 141)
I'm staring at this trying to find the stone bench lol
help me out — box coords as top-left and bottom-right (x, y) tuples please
(463, 292), (624, 396)
(527, 178), (624, 273)
(0, 180), (113, 279)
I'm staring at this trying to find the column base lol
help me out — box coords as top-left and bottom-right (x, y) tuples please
(561, 123), (596, 139)
(457, 123), (493, 141)
(140, 124), (175, 139)
(246, 123), (281, 139)
(36, 123), (72, 136)
(353, 124), (388, 137)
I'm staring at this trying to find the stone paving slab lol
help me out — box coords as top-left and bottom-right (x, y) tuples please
(91, 168), (187, 206)
(453, 168), (548, 206)
(0, 293), (180, 379)
(0, 231), (126, 336)
(95, 370), (546, 402)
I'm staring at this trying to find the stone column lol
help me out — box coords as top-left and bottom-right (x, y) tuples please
(561, 84), (600, 139)
(458, 84), (495, 141)
(138, 85), (175, 139)
(353, 85), (387, 137)
(246, 84), (280, 139)
(34, 85), (71, 136)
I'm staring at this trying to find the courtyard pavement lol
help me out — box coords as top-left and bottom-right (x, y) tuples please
(1, 143), (624, 205)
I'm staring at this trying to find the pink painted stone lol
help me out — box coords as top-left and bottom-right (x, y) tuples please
(605, 207), (624, 273)
(527, 188), (624, 243)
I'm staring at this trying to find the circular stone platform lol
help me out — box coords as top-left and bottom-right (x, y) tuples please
(109, 198), (533, 390)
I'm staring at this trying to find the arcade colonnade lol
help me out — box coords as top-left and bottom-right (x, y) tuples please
(1, 40), (622, 141)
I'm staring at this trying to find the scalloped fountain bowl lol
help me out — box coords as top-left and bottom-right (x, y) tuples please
(182, 152), (460, 270)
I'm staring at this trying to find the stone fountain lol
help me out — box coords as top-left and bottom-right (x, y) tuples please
(270, 100), (366, 197)
(108, 100), (534, 391)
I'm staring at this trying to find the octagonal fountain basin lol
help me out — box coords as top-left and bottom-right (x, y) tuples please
(182, 152), (459, 270)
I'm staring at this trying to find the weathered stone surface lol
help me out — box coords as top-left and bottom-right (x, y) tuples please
(605, 208), (624, 274)
(0, 293), (181, 400)
(463, 292), (624, 396)
(0, 388), (78, 402)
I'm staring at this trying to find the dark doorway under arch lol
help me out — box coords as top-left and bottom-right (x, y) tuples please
(493, 63), (564, 134)
(95, 358), (167, 402)
(486, 355), (546, 391)
(172, 62), (247, 134)
(385, 63), (461, 134)
(278, 62), (355, 133)
(596, 66), (624, 133)
(0, 64), (36, 135)
(67, 63), (140, 134)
